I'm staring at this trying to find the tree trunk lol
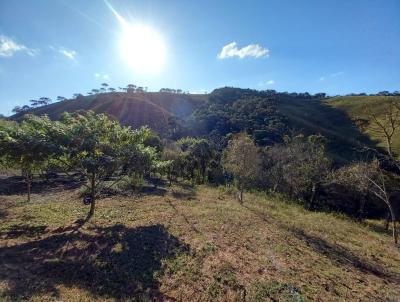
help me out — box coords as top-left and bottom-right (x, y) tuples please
(309, 182), (319, 210)
(386, 137), (393, 158)
(27, 176), (31, 202)
(357, 194), (367, 221)
(87, 173), (96, 219)
(387, 202), (398, 244)
(239, 182), (244, 204)
(384, 212), (390, 231)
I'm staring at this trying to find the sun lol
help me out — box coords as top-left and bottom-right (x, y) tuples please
(119, 24), (166, 74)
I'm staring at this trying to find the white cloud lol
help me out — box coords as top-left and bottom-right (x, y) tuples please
(266, 80), (275, 85)
(0, 35), (38, 57)
(94, 73), (110, 80)
(59, 48), (77, 60)
(218, 42), (269, 59)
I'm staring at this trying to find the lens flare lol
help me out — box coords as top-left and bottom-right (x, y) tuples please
(105, 0), (166, 74)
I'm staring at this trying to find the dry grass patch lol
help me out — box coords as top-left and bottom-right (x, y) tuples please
(0, 185), (399, 301)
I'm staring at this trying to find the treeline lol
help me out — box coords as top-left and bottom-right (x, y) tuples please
(11, 83), (190, 114)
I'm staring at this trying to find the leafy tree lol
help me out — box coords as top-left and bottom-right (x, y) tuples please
(29, 99), (38, 107)
(222, 133), (261, 202)
(57, 96), (67, 102)
(178, 137), (214, 184)
(0, 115), (59, 202)
(57, 111), (152, 219)
(12, 106), (23, 114)
(38, 97), (51, 106)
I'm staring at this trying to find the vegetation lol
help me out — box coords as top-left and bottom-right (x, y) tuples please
(1, 86), (400, 300)
(0, 186), (399, 301)
(222, 132), (261, 202)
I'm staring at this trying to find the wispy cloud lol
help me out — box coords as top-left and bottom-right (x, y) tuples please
(319, 71), (344, 82)
(258, 80), (275, 86)
(94, 73), (110, 80)
(218, 42), (269, 59)
(49, 46), (78, 61)
(0, 35), (38, 57)
(59, 48), (77, 60)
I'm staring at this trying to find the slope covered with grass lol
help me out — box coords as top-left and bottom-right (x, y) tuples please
(0, 183), (399, 301)
(328, 96), (400, 155)
(275, 97), (375, 162)
(13, 92), (207, 135)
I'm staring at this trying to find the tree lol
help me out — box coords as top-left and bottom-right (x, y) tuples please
(361, 100), (400, 158)
(12, 106), (23, 114)
(178, 137), (214, 184)
(57, 96), (67, 102)
(0, 115), (58, 202)
(329, 162), (372, 220)
(126, 84), (136, 94)
(222, 133), (261, 202)
(364, 160), (398, 244)
(265, 134), (331, 208)
(29, 99), (38, 107)
(58, 111), (152, 219)
(38, 97), (51, 106)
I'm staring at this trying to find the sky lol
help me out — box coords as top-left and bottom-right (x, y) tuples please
(0, 0), (399, 115)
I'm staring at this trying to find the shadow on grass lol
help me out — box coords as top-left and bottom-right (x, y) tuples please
(0, 223), (189, 301)
(0, 224), (47, 239)
(362, 220), (394, 237)
(291, 228), (400, 283)
(0, 175), (82, 196)
(277, 98), (383, 164)
(165, 199), (200, 234)
(140, 185), (168, 196)
(0, 208), (7, 220)
(171, 188), (196, 200)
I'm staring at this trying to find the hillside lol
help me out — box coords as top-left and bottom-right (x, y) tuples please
(0, 184), (399, 301)
(13, 92), (207, 134)
(12, 89), (392, 162)
(328, 96), (400, 155)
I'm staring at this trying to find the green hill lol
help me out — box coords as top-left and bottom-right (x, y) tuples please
(13, 89), (394, 162)
(328, 96), (400, 155)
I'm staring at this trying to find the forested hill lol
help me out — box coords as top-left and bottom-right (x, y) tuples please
(11, 87), (389, 162)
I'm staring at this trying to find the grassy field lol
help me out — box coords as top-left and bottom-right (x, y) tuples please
(1, 180), (399, 301)
(328, 96), (400, 156)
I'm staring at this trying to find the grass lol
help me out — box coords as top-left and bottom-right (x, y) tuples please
(328, 96), (400, 156)
(0, 182), (399, 301)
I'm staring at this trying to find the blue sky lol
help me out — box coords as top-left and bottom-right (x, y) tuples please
(0, 0), (399, 115)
